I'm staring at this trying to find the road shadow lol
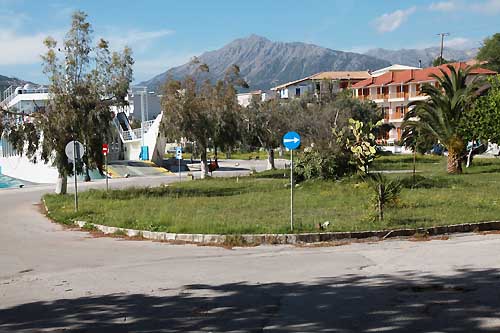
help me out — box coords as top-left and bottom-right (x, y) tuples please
(2, 268), (500, 332)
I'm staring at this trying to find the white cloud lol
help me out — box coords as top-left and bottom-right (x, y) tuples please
(0, 10), (30, 29)
(373, 7), (416, 33)
(429, 1), (457, 11)
(470, 0), (500, 14)
(445, 37), (476, 48)
(0, 30), (63, 65)
(103, 29), (175, 53)
(428, 0), (500, 14)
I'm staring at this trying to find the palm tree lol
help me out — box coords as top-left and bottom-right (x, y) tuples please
(402, 65), (480, 174)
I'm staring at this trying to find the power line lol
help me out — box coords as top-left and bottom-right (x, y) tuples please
(437, 32), (451, 65)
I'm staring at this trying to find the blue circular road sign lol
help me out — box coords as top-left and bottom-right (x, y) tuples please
(283, 131), (301, 150)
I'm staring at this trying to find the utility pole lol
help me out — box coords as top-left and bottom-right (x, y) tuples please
(437, 32), (450, 65)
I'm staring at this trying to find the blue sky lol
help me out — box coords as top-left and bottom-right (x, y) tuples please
(0, 0), (499, 84)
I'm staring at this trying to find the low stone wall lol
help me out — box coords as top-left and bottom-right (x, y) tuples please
(73, 220), (500, 245)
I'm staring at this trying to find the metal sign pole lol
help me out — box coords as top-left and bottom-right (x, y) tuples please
(74, 141), (78, 212)
(179, 157), (181, 182)
(105, 153), (108, 192)
(290, 149), (293, 232)
(283, 131), (300, 233)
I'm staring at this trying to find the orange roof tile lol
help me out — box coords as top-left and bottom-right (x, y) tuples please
(352, 62), (497, 89)
(309, 71), (371, 80)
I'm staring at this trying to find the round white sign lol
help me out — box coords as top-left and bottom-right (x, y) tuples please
(65, 140), (85, 161)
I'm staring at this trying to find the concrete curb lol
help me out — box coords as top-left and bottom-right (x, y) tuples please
(71, 220), (500, 245)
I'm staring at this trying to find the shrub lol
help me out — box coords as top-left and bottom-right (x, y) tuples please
(294, 149), (351, 182)
(365, 173), (402, 221)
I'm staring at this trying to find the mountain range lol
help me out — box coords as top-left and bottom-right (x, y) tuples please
(364, 47), (478, 68)
(140, 35), (478, 92)
(0, 75), (31, 97)
(141, 35), (391, 91)
(1, 35), (479, 94)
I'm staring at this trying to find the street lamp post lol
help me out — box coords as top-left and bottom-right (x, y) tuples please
(140, 87), (146, 152)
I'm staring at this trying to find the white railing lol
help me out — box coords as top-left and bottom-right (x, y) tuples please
(1, 85), (50, 107)
(1, 86), (15, 107)
(120, 120), (156, 142)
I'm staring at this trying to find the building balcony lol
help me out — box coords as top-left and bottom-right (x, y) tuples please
(389, 113), (405, 122)
(408, 92), (428, 101)
(388, 92), (408, 100)
(373, 94), (389, 102)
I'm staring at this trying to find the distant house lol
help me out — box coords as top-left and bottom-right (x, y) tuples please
(270, 71), (371, 99)
(351, 62), (497, 144)
(236, 90), (274, 107)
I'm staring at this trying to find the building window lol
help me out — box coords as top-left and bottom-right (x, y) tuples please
(295, 88), (300, 97)
(383, 107), (390, 121)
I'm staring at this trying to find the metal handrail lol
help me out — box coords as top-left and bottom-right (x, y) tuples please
(120, 120), (156, 141)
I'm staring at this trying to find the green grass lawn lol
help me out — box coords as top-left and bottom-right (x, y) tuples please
(44, 155), (500, 235)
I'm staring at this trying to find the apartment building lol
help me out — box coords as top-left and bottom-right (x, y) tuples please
(351, 62), (496, 143)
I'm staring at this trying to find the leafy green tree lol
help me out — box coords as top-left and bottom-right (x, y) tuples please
(461, 75), (500, 143)
(162, 77), (213, 178)
(403, 65), (481, 174)
(1, 11), (133, 193)
(212, 65), (247, 160)
(242, 99), (289, 169)
(477, 33), (500, 73)
(161, 63), (245, 177)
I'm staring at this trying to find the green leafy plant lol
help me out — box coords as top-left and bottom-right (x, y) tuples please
(294, 149), (349, 182)
(403, 65), (482, 174)
(365, 173), (402, 221)
(346, 119), (381, 174)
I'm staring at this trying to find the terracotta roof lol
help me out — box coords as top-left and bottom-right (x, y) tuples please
(309, 71), (371, 80)
(352, 62), (497, 89)
(271, 71), (372, 90)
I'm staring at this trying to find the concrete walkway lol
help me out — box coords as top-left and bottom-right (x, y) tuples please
(1, 170), (500, 332)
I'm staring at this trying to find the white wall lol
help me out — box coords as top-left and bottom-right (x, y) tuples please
(237, 93), (253, 107)
(0, 155), (58, 184)
(123, 113), (164, 163)
(279, 82), (313, 99)
(110, 92), (161, 121)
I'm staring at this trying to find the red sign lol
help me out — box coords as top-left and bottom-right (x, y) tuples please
(102, 144), (109, 156)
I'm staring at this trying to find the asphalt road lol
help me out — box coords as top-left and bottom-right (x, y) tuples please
(1, 163), (500, 332)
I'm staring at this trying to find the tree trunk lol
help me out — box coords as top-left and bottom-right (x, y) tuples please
(83, 162), (91, 182)
(200, 149), (208, 179)
(55, 174), (67, 194)
(267, 148), (275, 170)
(378, 184), (384, 221)
(447, 149), (463, 174)
(412, 150), (416, 187)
